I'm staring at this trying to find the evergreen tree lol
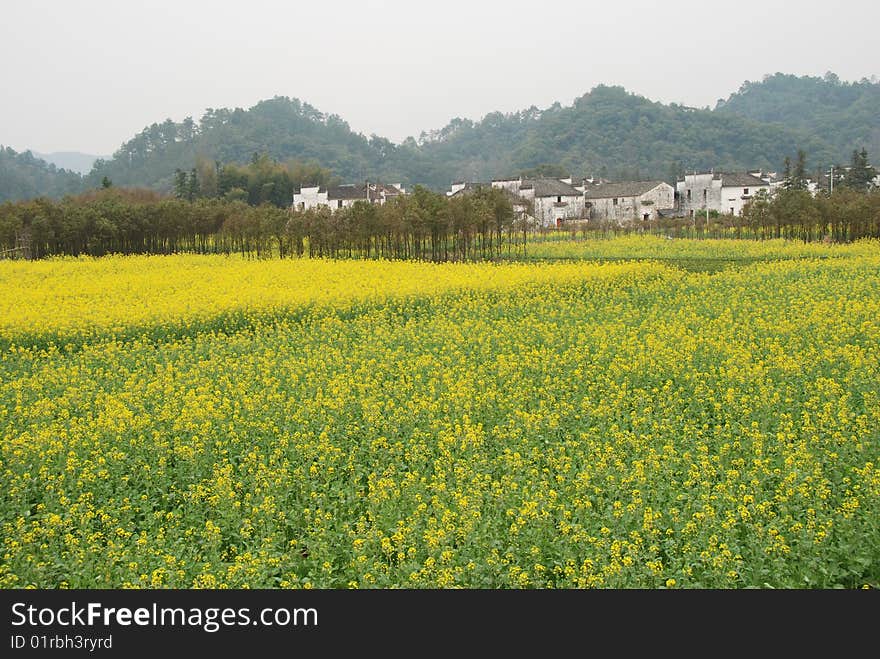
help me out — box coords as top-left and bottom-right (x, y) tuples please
(782, 157), (792, 189)
(792, 149), (809, 191)
(187, 168), (199, 201)
(844, 147), (876, 190)
(173, 169), (189, 200)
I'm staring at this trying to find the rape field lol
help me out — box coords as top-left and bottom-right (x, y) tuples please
(1, 238), (878, 588)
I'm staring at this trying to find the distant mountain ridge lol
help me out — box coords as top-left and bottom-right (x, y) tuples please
(33, 151), (105, 175)
(0, 146), (83, 203)
(3, 72), (878, 202)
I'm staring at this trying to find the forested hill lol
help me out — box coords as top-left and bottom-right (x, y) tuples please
(10, 73), (877, 198)
(408, 85), (836, 185)
(85, 97), (401, 191)
(0, 147), (84, 202)
(715, 73), (880, 158)
(85, 86), (840, 193)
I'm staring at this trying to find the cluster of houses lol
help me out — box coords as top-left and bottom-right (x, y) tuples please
(293, 181), (406, 211)
(291, 169), (795, 228)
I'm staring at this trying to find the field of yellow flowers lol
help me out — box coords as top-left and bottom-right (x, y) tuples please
(1, 237), (878, 588)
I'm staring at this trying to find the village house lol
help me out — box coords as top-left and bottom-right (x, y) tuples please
(490, 177), (585, 227)
(676, 172), (769, 217)
(582, 180), (675, 225)
(293, 182), (405, 211)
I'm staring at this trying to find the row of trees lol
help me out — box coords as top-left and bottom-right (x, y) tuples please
(738, 187), (880, 242)
(0, 186), (523, 261)
(3, 173), (878, 260)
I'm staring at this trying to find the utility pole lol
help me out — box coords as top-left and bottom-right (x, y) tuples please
(830, 165), (834, 194)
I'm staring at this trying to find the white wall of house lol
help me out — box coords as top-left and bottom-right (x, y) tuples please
(588, 184), (675, 224)
(588, 196), (636, 223)
(641, 183), (675, 219)
(678, 174), (771, 217)
(491, 178), (522, 195)
(293, 186), (328, 211)
(533, 194), (585, 227)
(720, 184), (768, 216)
(677, 173), (722, 215)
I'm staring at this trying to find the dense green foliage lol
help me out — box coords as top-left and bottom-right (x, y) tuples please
(85, 98), (390, 192)
(79, 75), (879, 193)
(0, 147), (84, 202)
(6, 73), (878, 200)
(716, 73), (880, 159)
(175, 153), (337, 208)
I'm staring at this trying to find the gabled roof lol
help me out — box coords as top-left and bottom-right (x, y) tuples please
(718, 172), (768, 187)
(524, 178), (581, 198)
(327, 184), (369, 201)
(583, 180), (669, 199)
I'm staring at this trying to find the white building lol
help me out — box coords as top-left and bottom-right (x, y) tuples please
(490, 177), (585, 227)
(677, 172), (769, 217)
(293, 182), (404, 211)
(583, 180), (675, 225)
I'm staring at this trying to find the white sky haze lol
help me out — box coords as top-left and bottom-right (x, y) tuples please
(1, 0), (878, 154)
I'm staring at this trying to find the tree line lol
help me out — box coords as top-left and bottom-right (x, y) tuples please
(0, 186), (523, 262)
(3, 151), (878, 260)
(737, 187), (880, 242)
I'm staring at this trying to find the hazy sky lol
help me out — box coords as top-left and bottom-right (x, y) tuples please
(2, 0), (878, 155)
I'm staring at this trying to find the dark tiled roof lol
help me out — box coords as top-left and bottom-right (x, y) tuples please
(327, 184), (368, 201)
(525, 178), (581, 198)
(718, 172), (768, 187)
(583, 181), (669, 199)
